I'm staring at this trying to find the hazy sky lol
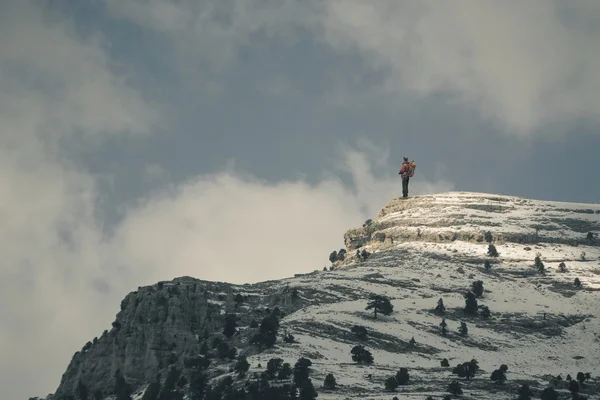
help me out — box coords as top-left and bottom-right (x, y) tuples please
(1, 1), (599, 399)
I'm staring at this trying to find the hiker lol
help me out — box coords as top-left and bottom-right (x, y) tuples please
(398, 157), (415, 198)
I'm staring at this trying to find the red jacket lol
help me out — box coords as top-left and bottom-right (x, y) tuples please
(399, 161), (411, 177)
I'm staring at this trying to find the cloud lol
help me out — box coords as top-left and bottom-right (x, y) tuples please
(107, 0), (600, 134)
(320, 0), (600, 134)
(112, 149), (453, 287)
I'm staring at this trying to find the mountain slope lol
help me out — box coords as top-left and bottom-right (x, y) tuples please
(39, 192), (600, 400)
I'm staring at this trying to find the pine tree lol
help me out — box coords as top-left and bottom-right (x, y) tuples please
(234, 293), (244, 306)
(464, 291), (478, 314)
(558, 262), (567, 272)
(540, 387), (559, 400)
(490, 364), (508, 384)
(350, 345), (374, 364)
(385, 376), (399, 391)
(447, 381), (463, 395)
(440, 318), (448, 336)
(351, 325), (368, 340)
(459, 322), (468, 336)
(298, 379), (318, 400)
(395, 368), (409, 385)
(266, 358), (284, 379)
(234, 356), (250, 377)
(471, 281), (484, 297)
(517, 384), (533, 400)
(484, 260), (491, 270)
(323, 373), (337, 390)
(365, 295), (393, 319)
(223, 313), (237, 338)
(484, 231), (493, 243)
(329, 251), (338, 263)
(488, 244), (499, 257)
(535, 254), (545, 273)
(278, 363), (293, 380)
(434, 298), (446, 315)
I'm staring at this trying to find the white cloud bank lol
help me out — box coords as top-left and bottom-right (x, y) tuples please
(0, 3), (452, 399)
(107, 0), (600, 135)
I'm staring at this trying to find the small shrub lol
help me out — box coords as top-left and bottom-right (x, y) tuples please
(484, 260), (491, 270)
(574, 278), (582, 287)
(283, 332), (296, 343)
(580, 251), (586, 260)
(441, 358), (450, 367)
(488, 244), (499, 257)
(558, 262), (567, 272)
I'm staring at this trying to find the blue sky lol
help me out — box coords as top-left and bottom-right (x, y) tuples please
(1, 1), (599, 399)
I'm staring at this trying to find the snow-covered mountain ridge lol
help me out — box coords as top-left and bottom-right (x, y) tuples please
(39, 192), (600, 400)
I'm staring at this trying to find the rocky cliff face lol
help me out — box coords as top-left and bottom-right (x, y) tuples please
(42, 192), (600, 400)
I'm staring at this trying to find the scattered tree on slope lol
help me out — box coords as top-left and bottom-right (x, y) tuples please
(490, 364), (508, 384)
(488, 244), (499, 257)
(365, 295), (393, 319)
(459, 322), (468, 336)
(440, 318), (448, 336)
(471, 281), (484, 297)
(452, 359), (479, 380)
(222, 313), (237, 338)
(351, 345), (374, 364)
(434, 298), (446, 315)
(447, 381), (463, 396)
(323, 373), (337, 390)
(395, 368), (410, 385)
(351, 325), (368, 340)
(517, 384), (533, 400)
(464, 291), (478, 314)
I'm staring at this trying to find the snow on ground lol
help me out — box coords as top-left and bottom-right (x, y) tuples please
(241, 193), (600, 399)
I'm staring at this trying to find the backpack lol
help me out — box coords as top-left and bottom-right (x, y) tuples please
(407, 161), (416, 177)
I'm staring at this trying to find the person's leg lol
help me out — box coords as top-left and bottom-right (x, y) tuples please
(402, 177), (408, 197)
(406, 177), (410, 197)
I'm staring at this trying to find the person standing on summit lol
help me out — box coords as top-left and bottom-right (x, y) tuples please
(399, 157), (415, 198)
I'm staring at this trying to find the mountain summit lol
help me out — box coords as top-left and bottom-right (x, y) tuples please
(37, 192), (600, 400)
